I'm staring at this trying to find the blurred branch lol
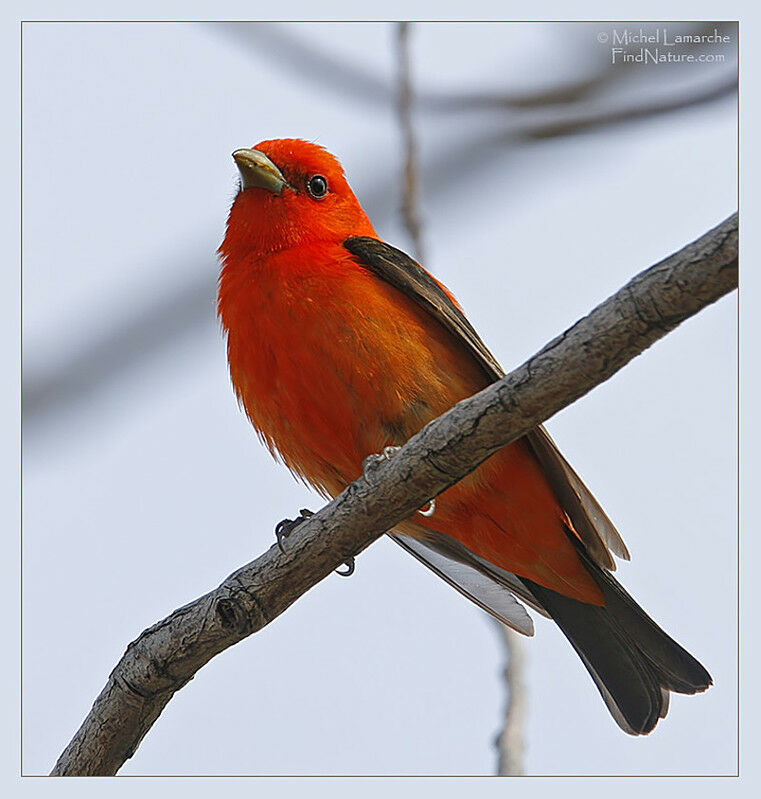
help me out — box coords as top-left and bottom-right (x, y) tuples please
(396, 22), (424, 262)
(419, 21), (736, 113)
(51, 214), (737, 775)
(209, 22), (736, 114)
(210, 22), (392, 107)
(24, 21), (737, 428)
(495, 625), (526, 776)
(515, 76), (736, 141)
(23, 67), (736, 430)
(23, 267), (216, 425)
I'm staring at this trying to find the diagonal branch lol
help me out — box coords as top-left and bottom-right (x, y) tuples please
(515, 76), (736, 141)
(24, 72), (736, 428)
(209, 22), (736, 114)
(50, 213), (737, 776)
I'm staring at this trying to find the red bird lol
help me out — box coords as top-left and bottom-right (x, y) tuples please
(218, 138), (710, 734)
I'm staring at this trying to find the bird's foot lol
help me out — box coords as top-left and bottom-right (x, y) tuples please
(274, 508), (314, 552)
(362, 445), (401, 484)
(362, 445), (436, 517)
(275, 509), (355, 577)
(418, 497), (436, 518)
(335, 557), (355, 577)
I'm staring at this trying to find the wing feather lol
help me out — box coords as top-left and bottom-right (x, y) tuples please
(344, 236), (628, 571)
(390, 531), (537, 635)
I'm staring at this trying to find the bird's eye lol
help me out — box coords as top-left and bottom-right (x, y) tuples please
(306, 174), (328, 199)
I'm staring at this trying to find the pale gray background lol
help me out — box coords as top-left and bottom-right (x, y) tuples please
(20, 20), (737, 777)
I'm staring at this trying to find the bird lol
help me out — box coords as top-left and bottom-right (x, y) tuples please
(217, 138), (711, 735)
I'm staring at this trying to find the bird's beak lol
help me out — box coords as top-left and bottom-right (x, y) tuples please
(232, 148), (289, 194)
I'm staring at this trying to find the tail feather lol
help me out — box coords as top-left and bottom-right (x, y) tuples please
(521, 546), (711, 735)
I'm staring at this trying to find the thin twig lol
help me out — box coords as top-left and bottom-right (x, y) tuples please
(516, 77), (736, 141)
(24, 58), (736, 427)
(495, 624), (526, 776)
(396, 22), (424, 262)
(210, 22), (736, 114)
(50, 214), (737, 776)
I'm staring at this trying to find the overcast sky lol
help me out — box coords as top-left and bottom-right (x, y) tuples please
(20, 20), (737, 779)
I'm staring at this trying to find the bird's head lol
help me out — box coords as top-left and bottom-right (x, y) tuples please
(221, 139), (376, 258)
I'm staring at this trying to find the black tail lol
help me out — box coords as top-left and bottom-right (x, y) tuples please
(520, 549), (712, 735)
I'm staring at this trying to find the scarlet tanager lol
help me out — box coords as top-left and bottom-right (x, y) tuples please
(217, 138), (711, 734)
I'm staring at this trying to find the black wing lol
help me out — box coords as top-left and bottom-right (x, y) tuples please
(345, 237), (711, 732)
(344, 235), (629, 571)
(344, 236), (504, 381)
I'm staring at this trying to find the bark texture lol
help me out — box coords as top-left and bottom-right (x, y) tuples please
(51, 213), (737, 776)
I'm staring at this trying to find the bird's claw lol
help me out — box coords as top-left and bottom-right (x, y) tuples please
(418, 497), (436, 517)
(335, 557), (355, 577)
(275, 508), (314, 552)
(275, 509), (355, 576)
(362, 445), (401, 484)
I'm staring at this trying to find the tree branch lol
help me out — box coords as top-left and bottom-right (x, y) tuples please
(396, 22), (424, 263)
(24, 70), (735, 429)
(515, 76), (736, 141)
(26, 23), (736, 429)
(209, 22), (736, 115)
(495, 625), (526, 776)
(51, 213), (737, 776)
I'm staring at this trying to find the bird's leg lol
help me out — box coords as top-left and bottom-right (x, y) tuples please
(362, 445), (401, 484)
(274, 508), (314, 552)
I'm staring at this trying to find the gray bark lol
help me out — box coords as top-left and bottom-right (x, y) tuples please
(51, 213), (737, 776)
(495, 625), (526, 776)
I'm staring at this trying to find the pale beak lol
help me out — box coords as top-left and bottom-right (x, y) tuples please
(232, 148), (289, 194)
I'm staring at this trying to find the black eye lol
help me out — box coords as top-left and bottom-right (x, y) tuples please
(307, 174), (328, 199)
